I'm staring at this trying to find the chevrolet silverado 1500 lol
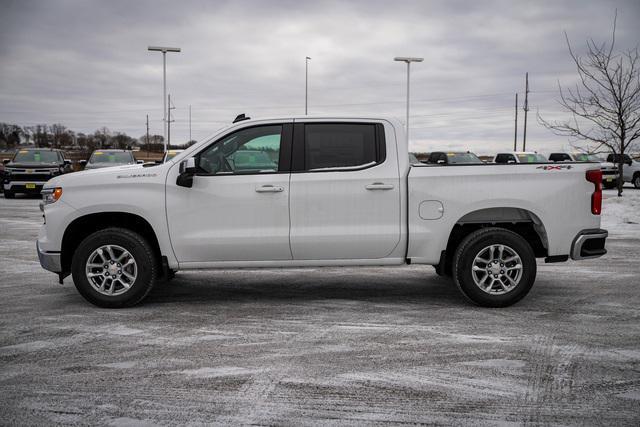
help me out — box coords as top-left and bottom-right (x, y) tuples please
(37, 116), (608, 308)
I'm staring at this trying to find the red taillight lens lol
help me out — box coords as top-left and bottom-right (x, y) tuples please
(586, 169), (602, 215)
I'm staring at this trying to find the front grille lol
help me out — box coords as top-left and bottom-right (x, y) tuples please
(602, 170), (617, 176)
(10, 173), (51, 182)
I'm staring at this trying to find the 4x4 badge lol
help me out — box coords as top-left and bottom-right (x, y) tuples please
(536, 165), (573, 170)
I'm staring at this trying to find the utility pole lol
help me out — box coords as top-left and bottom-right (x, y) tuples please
(188, 104), (192, 142)
(167, 94), (175, 149)
(514, 93), (518, 151)
(305, 56), (311, 115)
(522, 72), (530, 151)
(146, 114), (150, 152)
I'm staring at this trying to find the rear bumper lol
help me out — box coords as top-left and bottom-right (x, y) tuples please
(571, 229), (608, 260)
(37, 240), (62, 273)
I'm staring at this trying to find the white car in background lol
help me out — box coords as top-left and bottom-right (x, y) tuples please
(606, 154), (640, 189)
(549, 152), (619, 189)
(493, 152), (548, 164)
(80, 150), (142, 170)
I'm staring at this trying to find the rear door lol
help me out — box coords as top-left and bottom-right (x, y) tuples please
(289, 121), (401, 260)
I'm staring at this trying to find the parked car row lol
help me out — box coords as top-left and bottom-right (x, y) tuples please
(409, 150), (637, 189)
(2, 148), (178, 198)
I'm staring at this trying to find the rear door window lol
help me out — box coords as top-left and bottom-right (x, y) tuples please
(303, 123), (380, 171)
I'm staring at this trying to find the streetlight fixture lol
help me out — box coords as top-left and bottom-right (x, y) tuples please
(148, 46), (181, 153)
(394, 56), (423, 145)
(305, 56), (311, 115)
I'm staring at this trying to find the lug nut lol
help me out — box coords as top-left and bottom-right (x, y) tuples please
(500, 270), (504, 274)
(118, 270), (122, 274)
(494, 274), (498, 278)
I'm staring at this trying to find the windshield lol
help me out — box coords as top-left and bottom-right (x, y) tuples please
(164, 151), (183, 161)
(13, 150), (61, 163)
(447, 152), (482, 164)
(89, 151), (134, 164)
(516, 153), (548, 163)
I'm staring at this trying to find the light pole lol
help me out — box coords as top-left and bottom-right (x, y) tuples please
(148, 46), (181, 153)
(305, 56), (311, 115)
(394, 57), (423, 145)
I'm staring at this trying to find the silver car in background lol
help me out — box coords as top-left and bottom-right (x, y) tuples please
(80, 150), (141, 170)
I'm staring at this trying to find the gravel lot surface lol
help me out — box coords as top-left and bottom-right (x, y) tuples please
(1, 190), (639, 425)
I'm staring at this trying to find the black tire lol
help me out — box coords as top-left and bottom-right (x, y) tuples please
(4, 190), (15, 199)
(633, 173), (640, 189)
(71, 227), (159, 308)
(452, 227), (536, 308)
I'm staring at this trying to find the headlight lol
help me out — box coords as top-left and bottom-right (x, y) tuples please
(41, 187), (63, 205)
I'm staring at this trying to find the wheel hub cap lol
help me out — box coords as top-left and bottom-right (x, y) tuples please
(471, 244), (523, 295)
(85, 244), (137, 296)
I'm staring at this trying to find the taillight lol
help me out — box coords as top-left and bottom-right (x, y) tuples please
(586, 169), (602, 215)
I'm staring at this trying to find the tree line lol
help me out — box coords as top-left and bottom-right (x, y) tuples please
(0, 122), (196, 152)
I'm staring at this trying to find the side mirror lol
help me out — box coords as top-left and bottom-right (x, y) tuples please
(507, 159), (516, 164)
(79, 160), (87, 166)
(155, 160), (163, 164)
(2, 159), (10, 165)
(64, 159), (71, 166)
(177, 157), (197, 188)
(437, 159), (445, 164)
(137, 160), (144, 164)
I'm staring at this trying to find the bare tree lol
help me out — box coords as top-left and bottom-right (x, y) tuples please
(538, 13), (640, 196)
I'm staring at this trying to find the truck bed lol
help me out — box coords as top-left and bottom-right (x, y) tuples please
(406, 162), (601, 264)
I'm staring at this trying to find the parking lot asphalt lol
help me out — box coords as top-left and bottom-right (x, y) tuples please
(1, 194), (639, 425)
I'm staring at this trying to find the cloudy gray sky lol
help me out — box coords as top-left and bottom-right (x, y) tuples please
(1, 0), (638, 154)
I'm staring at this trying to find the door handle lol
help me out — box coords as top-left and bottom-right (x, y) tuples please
(255, 185), (284, 193)
(365, 182), (394, 190)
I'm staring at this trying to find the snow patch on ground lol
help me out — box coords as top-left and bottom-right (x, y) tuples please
(601, 188), (640, 236)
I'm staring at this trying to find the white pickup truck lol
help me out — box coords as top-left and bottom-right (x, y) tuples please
(37, 116), (608, 308)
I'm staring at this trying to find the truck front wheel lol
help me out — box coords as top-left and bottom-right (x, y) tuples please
(452, 227), (536, 307)
(71, 227), (159, 308)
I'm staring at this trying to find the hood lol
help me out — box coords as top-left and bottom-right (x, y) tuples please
(84, 162), (134, 170)
(5, 162), (61, 169)
(46, 163), (160, 189)
(599, 162), (617, 169)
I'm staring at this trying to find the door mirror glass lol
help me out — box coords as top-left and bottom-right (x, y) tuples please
(2, 159), (9, 165)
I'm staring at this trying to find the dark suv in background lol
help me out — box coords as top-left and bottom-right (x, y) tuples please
(3, 148), (72, 198)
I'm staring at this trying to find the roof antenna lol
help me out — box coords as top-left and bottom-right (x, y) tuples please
(233, 114), (250, 123)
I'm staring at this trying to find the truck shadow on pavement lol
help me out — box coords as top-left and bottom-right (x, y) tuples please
(140, 270), (467, 307)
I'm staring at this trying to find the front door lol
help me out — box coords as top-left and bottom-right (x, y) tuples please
(166, 123), (293, 263)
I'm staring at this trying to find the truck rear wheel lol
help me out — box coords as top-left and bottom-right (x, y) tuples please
(71, 227), (158, 308)
(452, 227), (536, 307)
